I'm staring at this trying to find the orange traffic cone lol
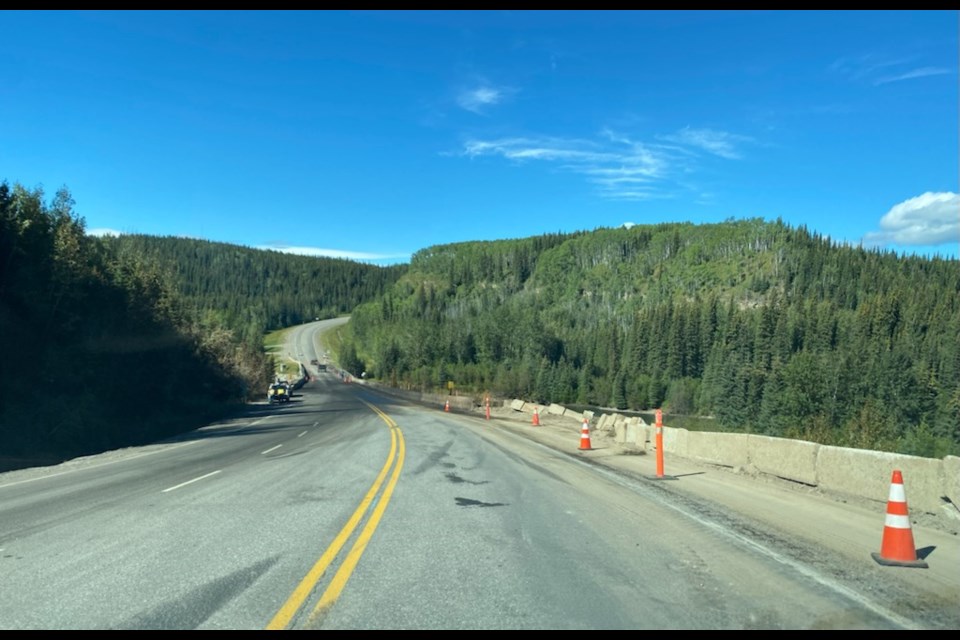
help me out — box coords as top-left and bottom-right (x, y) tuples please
(532, 407), (540, 426)
(871, 470), (928, 568)
(579, 418), (592, 450)
(444, 399), (450, 412)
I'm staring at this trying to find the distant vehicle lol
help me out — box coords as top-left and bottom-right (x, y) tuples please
(310, 359), (319, 366)
(267, 382), (291, 404)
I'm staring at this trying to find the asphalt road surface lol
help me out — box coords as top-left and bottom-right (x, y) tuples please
(1, 321), (957, 630)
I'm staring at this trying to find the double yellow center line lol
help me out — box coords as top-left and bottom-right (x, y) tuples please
(266, 401), (405, 630)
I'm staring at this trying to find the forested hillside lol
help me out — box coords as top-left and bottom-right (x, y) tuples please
(98, 235), (407, 348)
(0, 181), (275, 469)
(342, 219), (960, 458)
(4, 177), (956, 465)
(0, 180), (405, 471)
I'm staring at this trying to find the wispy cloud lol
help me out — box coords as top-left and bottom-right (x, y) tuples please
(829, 53), (912, 81)
(458, 125), (751, 201)
(862, 192), (960, 247)
(830, 53), (954, 86)
(874, 66), (952, 85)
(462, 133), (673, 200)
(660, 127), (753, 160)
(464, 137), (616, 164)
(256, 244), (410, 263)
(457, 83), (515, 115)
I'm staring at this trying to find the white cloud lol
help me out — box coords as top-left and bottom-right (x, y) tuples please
(86, 228), (124, 237)
(461, 134), (672, 200)
(660, 127), (752, 160)
(257, 244), (410, 263)
(457, 85), (513, 115)
(463, 137), (615, 164)
(829, 53), (912, 82)
(874, 66), (953, 85)
(459, 127), (747, 201)
(862, 192), (960, 247)
(830, 53), (954, 86)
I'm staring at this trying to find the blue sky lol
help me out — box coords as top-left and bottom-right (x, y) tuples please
(2, 10), (957, 264)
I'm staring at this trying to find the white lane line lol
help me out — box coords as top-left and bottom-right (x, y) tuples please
(298, 431), (308, 438)
(162, 470), (222, 493)
(0, 440), (204, 490)
(262, 444), (283, 455)
(1, 411), (273, 490)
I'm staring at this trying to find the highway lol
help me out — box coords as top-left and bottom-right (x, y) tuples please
(0, 320), (957, 630)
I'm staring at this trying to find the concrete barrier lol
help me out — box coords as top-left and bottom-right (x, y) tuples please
(547, 403), (566, 416)
(416, 392), (472, 412)
(612, 417), (643, 449)
(510, 399), (526, 411)
(945, 456), (960, 513)
(607, 413), (627, 438)
(661, 426), (689, 457)
(686, 431), (751, 468)
(597, 413), (619, 434)
(637, 423), (653, 450)
(569, 405), (951, 517)
(817, 446), (944, 515)
(518, 401), (545, 415)
(747, 435), (819, 486)
(624, 418), (641, 449)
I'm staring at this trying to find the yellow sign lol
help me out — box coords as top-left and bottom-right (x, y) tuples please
(447, 381), (455, 390)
